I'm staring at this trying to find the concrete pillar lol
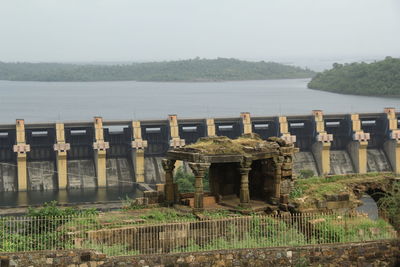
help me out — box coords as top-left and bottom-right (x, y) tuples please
(347, 114), (370, 174)
(162, 159), (176, 204)
(206, 118), (216, 137)
(240, 112), (252, 134)
(189, 162), (210, 212)
(54, 123), (70, 189)
(168, 115), (185, 170)
(131, 121), (148, 183)
(93, 117), (109, 187)
(278, 116), (296, 144)
(383, 108), (400, 174)
(311, 110), (333, 175)
(13, 119), (30, 191)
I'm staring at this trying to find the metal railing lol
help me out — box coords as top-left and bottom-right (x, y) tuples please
(0, 212), (397, 256)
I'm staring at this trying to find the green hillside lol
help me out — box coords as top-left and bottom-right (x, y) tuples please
(0, 58), (315, 82)
(308, 57), (400, 96)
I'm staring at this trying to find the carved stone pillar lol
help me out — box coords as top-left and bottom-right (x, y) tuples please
(162, 159), (176, 204)
(239, 158), (252, 207)
(261, 160), (272, 203)
(189, 162), (210, 212)
(272, 157), (284, 205)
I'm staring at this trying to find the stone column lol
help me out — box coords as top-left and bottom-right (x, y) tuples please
(206, 118), (216, 137)
(13, 119), (30, 191)
(240, 112), (252, 134)
(311, 110), (333, 175)
(347, 114), (370, 174)
(93, 117), (109, 187)
(162, 159), (176, 204)
(278, 116), (296, 144)
(189, 162), (210, 212)
(261, 160), (272, 202)
(383, 108), (400, 174)
(272, 157), (284, 205)
(54, 123), (70, 189)
(239, 158), (252, 207)
(168, 115), (185, 172)
(131, 120), (148, 183)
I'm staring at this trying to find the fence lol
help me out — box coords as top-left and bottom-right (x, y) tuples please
(0, 212), (397, 256)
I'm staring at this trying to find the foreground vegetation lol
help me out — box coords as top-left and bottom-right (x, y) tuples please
(291, 172), (392, 199)
(308, 57), (400, 96)
(378, 181), (400, 230)
(0, 58), (315, 82)
(0, 172), (398, 255)
(0, 207), (395, 255)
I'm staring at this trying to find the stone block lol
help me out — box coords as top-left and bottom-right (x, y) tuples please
(326, 201), (352, 209)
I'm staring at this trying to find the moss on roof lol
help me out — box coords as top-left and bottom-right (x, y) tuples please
(184, 133), (283, 156)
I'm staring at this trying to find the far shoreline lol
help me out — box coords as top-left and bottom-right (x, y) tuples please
(0, 77), (313, 83)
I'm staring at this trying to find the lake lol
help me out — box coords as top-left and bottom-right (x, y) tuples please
(1, 79), (399, 124)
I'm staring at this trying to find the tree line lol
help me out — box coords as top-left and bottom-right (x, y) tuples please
(308, 57), (400, 96)
(0, 58), (315, 82)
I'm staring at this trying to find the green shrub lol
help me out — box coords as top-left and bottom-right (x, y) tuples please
(121, 196), (146, 210)
(290, 186), (305, 199)
(27, 201), (98, 217)
(174, 166), (209, 192)
(139, 209), (196, 222)
(378, 182), (400, 230)
(298, 169), (314, 179)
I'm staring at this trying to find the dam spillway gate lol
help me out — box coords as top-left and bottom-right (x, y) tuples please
(0, 108), (399, 193)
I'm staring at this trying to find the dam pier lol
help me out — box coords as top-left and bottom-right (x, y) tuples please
(0, 108), (399, 201)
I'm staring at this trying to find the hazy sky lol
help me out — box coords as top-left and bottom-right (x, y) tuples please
(0, 0), (399, 63)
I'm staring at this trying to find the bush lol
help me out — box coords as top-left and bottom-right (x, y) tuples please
(378, 182), (400, 230)
(27, 201), (98, 217)
(298, 169), (314, 179)
(174, 166), (209, 192)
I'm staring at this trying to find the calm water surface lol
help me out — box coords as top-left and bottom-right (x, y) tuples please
(0, 187), (140, 207)
(1, 79), (400, 123)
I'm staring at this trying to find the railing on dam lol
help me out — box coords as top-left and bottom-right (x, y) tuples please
(0, 212), (396, 256)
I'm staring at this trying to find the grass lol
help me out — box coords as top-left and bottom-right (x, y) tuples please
(139, 209), (196, 222)
(312, 214), (396, 243)
(202, 209), (241, 219)
(0, 211), (396, 256)
(185, 134), (280, 155)
(290, 172), (393, 200)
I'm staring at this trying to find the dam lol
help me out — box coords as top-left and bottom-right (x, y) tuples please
(0, 108), (399, 201)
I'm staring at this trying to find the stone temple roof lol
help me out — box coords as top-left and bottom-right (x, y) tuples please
(167, 134), (296, 163)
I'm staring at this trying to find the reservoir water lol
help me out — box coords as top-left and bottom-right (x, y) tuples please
(0, 186), (141, 208)
(1, 79), (400, 124)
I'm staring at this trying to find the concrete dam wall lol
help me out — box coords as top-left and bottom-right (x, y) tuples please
(0, 108), (400, 192)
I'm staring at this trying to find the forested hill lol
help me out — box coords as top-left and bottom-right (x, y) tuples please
(308, 57), (400, 96)
(0, 58), (315, 82)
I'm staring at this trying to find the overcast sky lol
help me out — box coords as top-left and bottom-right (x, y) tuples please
(0, 0), (399, 63)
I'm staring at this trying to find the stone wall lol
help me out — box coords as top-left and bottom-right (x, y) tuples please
(0, 239), (398, 267)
